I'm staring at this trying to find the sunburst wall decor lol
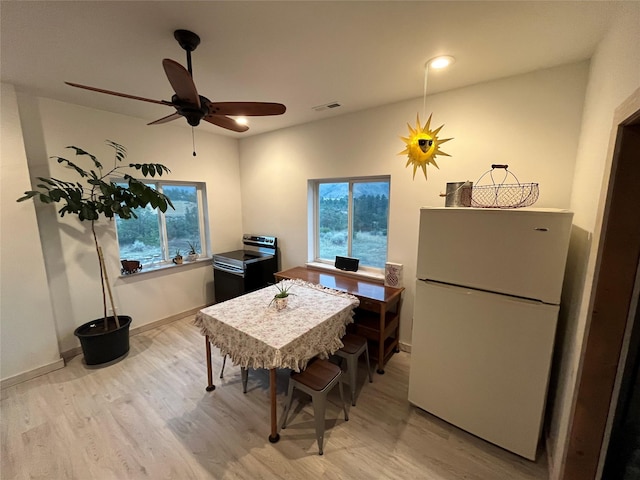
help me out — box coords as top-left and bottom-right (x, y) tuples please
(399, 113), (452, 180)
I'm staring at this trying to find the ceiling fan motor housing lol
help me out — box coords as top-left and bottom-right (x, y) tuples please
(172, 94), (209, 126)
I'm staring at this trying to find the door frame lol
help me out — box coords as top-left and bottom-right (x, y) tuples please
(563, 89), (640, 479)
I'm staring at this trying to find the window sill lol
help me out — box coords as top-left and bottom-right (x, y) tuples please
(119, 256), (211, 278)
(305, 261), (385, 284)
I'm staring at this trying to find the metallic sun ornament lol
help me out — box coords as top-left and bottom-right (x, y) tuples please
(399, 113), (452, 180)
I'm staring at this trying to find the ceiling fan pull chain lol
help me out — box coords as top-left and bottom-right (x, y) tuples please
(192, 127), (197, 156)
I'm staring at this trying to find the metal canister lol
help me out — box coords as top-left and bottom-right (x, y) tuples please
(444, 181), (473, 207)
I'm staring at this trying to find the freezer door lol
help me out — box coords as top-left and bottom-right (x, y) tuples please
(416, 207), (573, 304)
(408, 280), (559, 460)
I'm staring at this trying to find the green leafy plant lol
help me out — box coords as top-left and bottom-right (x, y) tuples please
(17, 140), (174, 331)
(269, 281), (296, 306)
(174, 249), (182, 258)
(187, 241), (198, 255)
(274, 282), (295, 298)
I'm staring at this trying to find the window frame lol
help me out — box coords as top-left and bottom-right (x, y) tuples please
(310, 175), (390, 274)
(113, 178), (209, 267)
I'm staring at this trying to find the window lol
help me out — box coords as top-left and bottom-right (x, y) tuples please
(115, 181), (208, 266)
(311, 177), (390, 270)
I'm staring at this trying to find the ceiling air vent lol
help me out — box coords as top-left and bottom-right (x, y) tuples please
(312, 102), (341, 112)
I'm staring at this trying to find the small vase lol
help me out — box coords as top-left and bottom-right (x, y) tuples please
(274, 296), (288, 310)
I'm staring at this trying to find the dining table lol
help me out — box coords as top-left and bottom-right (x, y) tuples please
(194, 278), (360, 442)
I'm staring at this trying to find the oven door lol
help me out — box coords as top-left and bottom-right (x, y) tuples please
(213, 263), (246, 303)
(245, 257), (278, 293)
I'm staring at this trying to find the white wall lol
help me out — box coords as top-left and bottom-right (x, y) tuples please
(0, 83), (61, 380)
(0, 8), (635, 473)
(239, 62), (589, 347)
(547, 3), (640, 479)
(3, 91), (244, 366)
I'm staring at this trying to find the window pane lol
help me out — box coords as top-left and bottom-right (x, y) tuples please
(164, 185), (201, 257)
(115, 181), (207, 271)
(352, 181), (389, 268)
(115, 202), (162, 265)
(318, 182), (348, 260)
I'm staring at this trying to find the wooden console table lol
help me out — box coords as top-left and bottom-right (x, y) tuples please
(275, 266), (404, 374)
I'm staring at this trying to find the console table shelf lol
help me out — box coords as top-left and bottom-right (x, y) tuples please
(274, 266), (404, 374)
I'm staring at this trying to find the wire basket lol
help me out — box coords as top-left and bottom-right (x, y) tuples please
(471, 164), (539, 208)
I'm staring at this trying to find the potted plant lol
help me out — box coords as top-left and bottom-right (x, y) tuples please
(172, 249), (183, 264)
(17, 140), (173, 365)
(186, 241), (199, 262)
(269, 281), (296, 310)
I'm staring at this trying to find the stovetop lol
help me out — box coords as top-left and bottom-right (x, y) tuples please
(213, 234), (277, 270)
(213, 249), (272, 263)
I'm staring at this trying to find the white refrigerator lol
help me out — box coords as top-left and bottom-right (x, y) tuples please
(408, 207), (573, 460)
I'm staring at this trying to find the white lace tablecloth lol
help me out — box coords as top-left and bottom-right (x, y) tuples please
(194, 279), (360, 372)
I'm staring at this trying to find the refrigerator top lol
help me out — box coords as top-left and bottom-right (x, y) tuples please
(416, 207), (573, 304)
(420, 206), (572, 214)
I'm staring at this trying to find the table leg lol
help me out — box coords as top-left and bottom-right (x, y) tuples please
(377, 310), (386, 374)
(268, 368), (280, 443)
(205, 336), (216, 392)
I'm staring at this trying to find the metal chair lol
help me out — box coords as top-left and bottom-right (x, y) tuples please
(333, 333), (373, 406)
(220, 355), (249, 393)
(281, 358), (349, 455)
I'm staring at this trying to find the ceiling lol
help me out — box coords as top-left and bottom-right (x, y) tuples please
(0, 1), (619, 138)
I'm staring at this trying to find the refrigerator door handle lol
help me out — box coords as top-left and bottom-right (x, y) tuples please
(420, 279), (553, 306)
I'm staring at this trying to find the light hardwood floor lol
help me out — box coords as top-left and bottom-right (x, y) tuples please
(1, 316), (548, 480)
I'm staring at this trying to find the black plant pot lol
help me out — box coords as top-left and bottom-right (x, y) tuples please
(74, 315), (132, 365)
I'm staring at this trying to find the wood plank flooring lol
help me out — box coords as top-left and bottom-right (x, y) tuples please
(1, 315), (548, 480)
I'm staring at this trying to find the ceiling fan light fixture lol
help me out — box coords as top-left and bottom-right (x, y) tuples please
(234, 116), (248, 125)
(427, 56), (456, 70)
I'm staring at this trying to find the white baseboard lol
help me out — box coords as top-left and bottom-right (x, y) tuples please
(4, 306), (207, 388)
(61, 346), (84, 363)
(1, 358), (65, 390)
(399, 342), (411, 353)
(61, 306), (206, 361)
(128, 305), (204, 337)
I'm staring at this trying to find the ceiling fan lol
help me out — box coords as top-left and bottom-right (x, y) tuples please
(66, 29), (286, 133)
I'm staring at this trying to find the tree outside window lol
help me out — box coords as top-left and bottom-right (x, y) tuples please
(315, 177), (389, 270)
(115, 182), (205, 265)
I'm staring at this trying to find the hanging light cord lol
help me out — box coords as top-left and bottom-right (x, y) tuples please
(422, 63), (430, 119)
(192, 127), (197, 157)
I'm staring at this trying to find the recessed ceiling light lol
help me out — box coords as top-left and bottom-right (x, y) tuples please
(235, 116), (248, 125)
(427, 56), (456, 70)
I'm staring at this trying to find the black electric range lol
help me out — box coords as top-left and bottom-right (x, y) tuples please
(212, 234), (278, 303)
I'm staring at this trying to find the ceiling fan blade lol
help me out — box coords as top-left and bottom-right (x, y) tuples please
(65, 82), (173, 106)
(205, 101), (286, 116)
(162, 59), (200, 107)
(147, 112), (182, 125)
(204, 115), (249, 132)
